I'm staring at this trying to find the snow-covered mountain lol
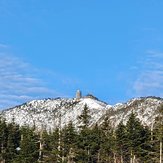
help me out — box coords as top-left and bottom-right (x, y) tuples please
(0, 95), (108, 131)
(0, 94), (162, 131)
(99, 96), (163, 129)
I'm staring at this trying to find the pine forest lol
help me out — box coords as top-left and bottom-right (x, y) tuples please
(0, 104), (162, 163)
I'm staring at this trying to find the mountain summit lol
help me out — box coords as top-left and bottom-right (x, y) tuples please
(0, 94), (162, 131)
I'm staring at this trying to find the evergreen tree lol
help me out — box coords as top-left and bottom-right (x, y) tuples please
(5, 122), (21, 162)
(88, 124), (101, 163)
(0, 118), (8, 162)
(15, 126), (39, 163)
(78, 104), (91, 130)
(115, 121), (128, 163)
(62, 121), (77, 162)
(126, 112), (151, 163)
(76, 104), (92, 162)
(152, 104), (163, 163)
(42, 127), (63, 162)
(40, 129), (56, 162)
(99, 117), (115, 163)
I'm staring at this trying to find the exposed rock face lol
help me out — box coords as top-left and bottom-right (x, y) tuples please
(0, 96), (162, 131)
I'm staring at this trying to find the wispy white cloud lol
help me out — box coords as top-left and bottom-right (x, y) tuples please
(0, 43), (8, 48)
(133, 50), (163, 97)
(0, 53), (59, 109)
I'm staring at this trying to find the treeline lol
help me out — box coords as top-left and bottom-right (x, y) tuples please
(0, 105), (162, 163)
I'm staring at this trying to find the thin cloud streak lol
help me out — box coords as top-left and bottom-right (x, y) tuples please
(133, 50), (163, 97)
(0, 43), (8, 48)
(0, 53), (59, 109)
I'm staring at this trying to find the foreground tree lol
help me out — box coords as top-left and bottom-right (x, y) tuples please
(15, 126), (39, 163)
(78, 104), (91, 130)
(76, 104), (92, 162)
(62, 121), (77, 162)
(115, 121), (128, 163)
(126, 112), (151, 163)
(99, 117), (116, 163)
(0, 118), (8, 162)
(153, 104), (163, 163)
(5, 122), (21, 162)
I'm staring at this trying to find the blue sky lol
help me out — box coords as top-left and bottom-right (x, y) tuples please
(0, 0), (163, 109)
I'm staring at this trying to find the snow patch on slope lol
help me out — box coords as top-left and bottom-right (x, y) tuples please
(0, 97), (108, 131)
(0, 96), (162, 131)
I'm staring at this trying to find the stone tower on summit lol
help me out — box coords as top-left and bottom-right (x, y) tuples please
(76, 90), (82, 99)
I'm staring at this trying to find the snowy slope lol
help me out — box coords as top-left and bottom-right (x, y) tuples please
(0, 96), (162, 131)
(0, 96), (108, 131)
(99, 97), (163, 129)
